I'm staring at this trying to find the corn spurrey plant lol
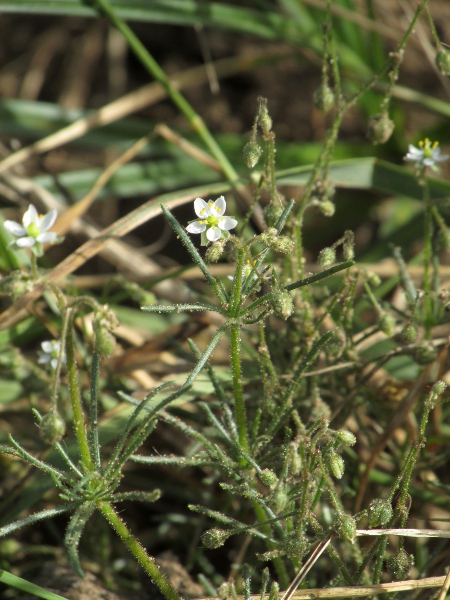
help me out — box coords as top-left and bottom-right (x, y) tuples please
(1, 0), (450, 598)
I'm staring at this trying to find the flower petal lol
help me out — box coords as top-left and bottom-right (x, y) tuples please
(4, 220), (26, 237)
(193, 198), (210, 218)
(23, 204), (39, 228)
(218, 216), (238, 231)
(37, 232), (58, 243)
(206, 226), (221, 242)
(16, 237), (36, 247)
(41, 341), (54, 352)
(186, 221), (206, 234)
(212, 196), (226, 216)
(39, 209), (57, 232)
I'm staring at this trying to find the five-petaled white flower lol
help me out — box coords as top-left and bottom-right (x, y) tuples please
(4, 204), (58, 256)
(186, 196), (237, 244)
(404, 138), (448, 171)
(38, 340), (66, 371)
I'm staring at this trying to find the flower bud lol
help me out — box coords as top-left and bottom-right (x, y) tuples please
(95, 326), (116, 357)
(258, 97), (272, 135)
(274, 489), (288, 512)
(386, 548), (414, 580)
(313, 84), (335, 114)
(432, 380), (447, 396)
(205, 238), (226, 262)
(367, 113), (394, 145)
(264, 203), (283, 228)
(318, 200), (335, 217)
(94, 305), (118, 357)
(259, 468), (278, 488)
(401, 324), (418, 344)
(366, 271), (381, 287)
(368, 499), (393, 527)
(272, 291), (293, 320)
(413, 342), (436, 365)
(39, 411), (66, 445)
(436, 50), (450, 76)
(379, 313), (396, 337)
(201, 528), (230, 549)
(334, 513), (356, 543)
(318, 247), (336, 268)
(244, 139), (263, 168)
(260, 230), (294, 254)
(337, 430), (356, 447)
(326, 450), (345, 479)
(284, 532), (308, 559)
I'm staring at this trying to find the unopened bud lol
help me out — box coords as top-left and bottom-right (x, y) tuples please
(272, 291), (293, 320)
(414, 342), (436, 365)
(258, 97), (272, 135)
(261, 230), (294, 254)
(201, 528), (230, 549)
(318, 247), (336, 268)
(264, 203), (283, 228)
(432, 380), (447, 396)
(436, 50), (450, 76)
(386, 548), (414, 580)
(367, 113), (394, 145)
(39, 411), (66, 445)
(401, 324), (418, 344)
(205, 238), (226, 262)
(368, 499), (393, 527)
(334, 513), (356, 543)
(379, 313), (396, 337)
(313, 84), (335, 114)
(337, 430), (356, 446)
(319, 200), (335, 217)
(327, 450), (345, 479)
(244, 139), (263, 168)
(259, 468), (278, 488)
(284, 532), (308, 559)
(94, 305), (118, 357)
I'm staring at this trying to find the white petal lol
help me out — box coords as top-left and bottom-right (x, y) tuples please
(206, 226), (221, 242)
(39, 209), (57, 232)
(218, 216), (238, 231)
(4, 220), (26, 237)
(212, 196), (226, 216)
(38, 355), (50, 364)
(193, 198), (210, 218)
(37, 232), (58, 243)
(23, 204), (39, 228)
(423, 158), (435, 166)
(41, 341), (54, 352)
(16, 237), (36, 247)
(186, 221), (206, 234)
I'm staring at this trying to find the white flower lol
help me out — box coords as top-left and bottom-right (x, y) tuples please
(186, 196), (237, 243)
(404, 139), (448, 171)
(4, 204), (58, 256)
(38, 340), (66, 371)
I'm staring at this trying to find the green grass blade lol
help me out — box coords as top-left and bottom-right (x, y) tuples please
(0, 569), (69, 600)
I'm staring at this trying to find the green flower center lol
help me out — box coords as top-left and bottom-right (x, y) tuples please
(207, 215), (219, 227)
(26, 222), (40, 238)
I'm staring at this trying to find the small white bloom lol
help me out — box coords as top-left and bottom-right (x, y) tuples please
(186, 196), (237, 244)
(4, 204), (58, 256)
(38, 340), (66, 371)
(404, 138), (448, 171)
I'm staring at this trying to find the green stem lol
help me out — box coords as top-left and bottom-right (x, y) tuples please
(50, 309), (71, 409)
(66, 313), (94, 472)
(92, 0), (237, 183)
(422, 181), (433, 336)
(31, 253), (38, 278)
(98, 501), (184, 600)
(230, 322), (249, 454)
